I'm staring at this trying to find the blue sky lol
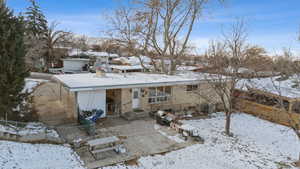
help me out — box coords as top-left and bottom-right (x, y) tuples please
(7, 0), (300, 55)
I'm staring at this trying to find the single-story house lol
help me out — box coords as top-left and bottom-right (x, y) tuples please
(111, 56), (152, 66)
(53, 72), (223, 122)
(234, 76), (300, 127)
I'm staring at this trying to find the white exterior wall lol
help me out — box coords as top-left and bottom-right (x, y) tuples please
(77, 90), (106, 117)
(63, 60), (89, 72)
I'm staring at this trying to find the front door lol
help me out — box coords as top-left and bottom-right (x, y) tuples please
(132, 88), (141, 109)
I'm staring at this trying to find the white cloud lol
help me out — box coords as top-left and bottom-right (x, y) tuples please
(188, 37), (212, 54)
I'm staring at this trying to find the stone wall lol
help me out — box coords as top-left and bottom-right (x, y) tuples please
(60, 84), (77, 120)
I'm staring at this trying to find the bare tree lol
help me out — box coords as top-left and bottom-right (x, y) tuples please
(24, 35), (47, 71)
(235, 47), (300, 164)
(107, 0), (222, 74)
(244, 46), (273, 72)
(43, 21), (72, 71)
(273, 48), (296, 77)
(269, 51), (300, 163)
(202, 20), (251, 136)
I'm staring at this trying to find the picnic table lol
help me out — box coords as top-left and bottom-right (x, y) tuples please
(87, 136), (120, 151)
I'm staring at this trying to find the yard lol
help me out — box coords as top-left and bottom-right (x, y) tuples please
(0, 78), (86, 169)
(2, 79), (299, 169)
(0, 141), (86, 169)
(103, 112), (300, 169)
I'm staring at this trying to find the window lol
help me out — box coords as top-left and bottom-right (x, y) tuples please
(187, 85), (198, 92)
(133, 91), (139, 99)
(148, 87), (171, 104)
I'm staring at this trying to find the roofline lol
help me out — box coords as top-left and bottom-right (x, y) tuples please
(62, 59), (90, 61)
(53, 76), (207, 92)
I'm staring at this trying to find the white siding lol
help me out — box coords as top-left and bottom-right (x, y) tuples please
(77, 90), (106, 117)
(63, 60), (89, 72)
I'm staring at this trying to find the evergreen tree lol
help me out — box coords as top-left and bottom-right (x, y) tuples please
(25, 0), (48, 37)
(24, 0), (48, 71)
(0, 1), (29, 120)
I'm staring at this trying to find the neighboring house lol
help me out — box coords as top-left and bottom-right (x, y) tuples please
(111, 56), (152, 66)
(234, 76), (300, 127)
(62, 58), (90, 73)
(53, 72), (222, 122)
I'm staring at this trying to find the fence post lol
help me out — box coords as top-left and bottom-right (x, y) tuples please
(5, 113), (7, 125)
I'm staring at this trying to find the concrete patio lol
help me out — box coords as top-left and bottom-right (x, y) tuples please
(70, 117), (196, 169)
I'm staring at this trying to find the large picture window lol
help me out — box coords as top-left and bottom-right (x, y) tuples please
(148, 87), (171, 104)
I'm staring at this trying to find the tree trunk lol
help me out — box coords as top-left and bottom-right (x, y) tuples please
(225, 111), (232, 136)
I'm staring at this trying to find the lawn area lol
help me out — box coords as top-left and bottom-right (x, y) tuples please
(104, 112), (299, 169)
(0, 141), (86, 169)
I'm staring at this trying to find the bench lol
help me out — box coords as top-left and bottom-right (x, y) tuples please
(87, 136), (120, 150)
(91, 145), (119, 154)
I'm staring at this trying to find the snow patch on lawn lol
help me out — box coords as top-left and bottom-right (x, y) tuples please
(154, 124), (185, 143)
(0, 122), (59, 138)
(0, 141), (86, 169)
(104, 112), (299, 169)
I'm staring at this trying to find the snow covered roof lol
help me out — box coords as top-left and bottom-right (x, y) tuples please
(128, 56), (152, 65)
(68, 49), (118, 58)
(224, 66), (255, 74)
(112, 56), (152, 66)
(62, 58), (90, 62)
(237, 76), (300, 99)
(54, 72), (213, 91)
(177, 66), (199, 71)
(109, 65), (148, 71)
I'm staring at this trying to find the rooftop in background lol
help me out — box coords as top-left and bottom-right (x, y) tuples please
(53, 72), (215, 91)
(62, 58), (90, 61)
(238, 75), (300, 99)
(112, 56), (152, 66)
(68, 49), (119, 58)
(177, 66), (200, 71)
(109, 65), (150, 71)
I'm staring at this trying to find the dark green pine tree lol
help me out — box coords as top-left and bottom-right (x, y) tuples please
(0, 1), (29, 120)
(24, 0), (48, 37)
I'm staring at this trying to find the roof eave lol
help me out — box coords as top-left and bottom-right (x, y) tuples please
(68, 80), (205, 92)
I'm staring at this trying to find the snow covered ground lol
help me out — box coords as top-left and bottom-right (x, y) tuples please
(0, 141), (86, 169)
(23, 78), (48, 93)
(0, 78), (81, 169)
(0, 122), (59, 137)
(104, 112), (300, 169)
(1, 78), (57, 137)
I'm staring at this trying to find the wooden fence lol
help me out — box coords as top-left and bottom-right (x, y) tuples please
(235, 99), (300, 127)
